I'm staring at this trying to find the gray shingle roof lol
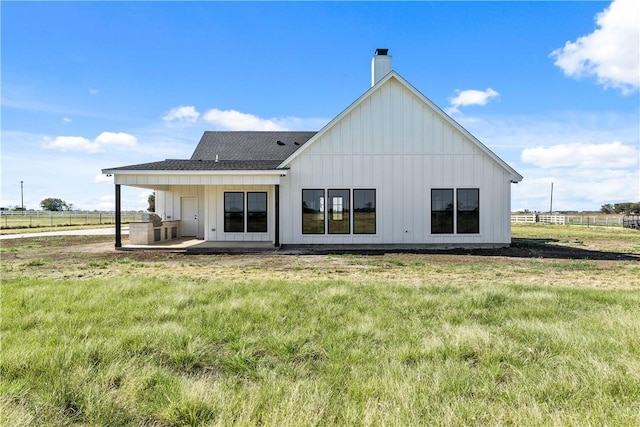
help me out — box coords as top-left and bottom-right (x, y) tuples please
(104, 159), (285, 171)
(190, 131), (317, 161)
(103, 131), (316, 172)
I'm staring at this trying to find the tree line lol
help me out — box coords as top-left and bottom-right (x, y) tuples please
(600, 202), (640, 214)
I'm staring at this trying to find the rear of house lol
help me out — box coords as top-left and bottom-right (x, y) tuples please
(103, 49), (522, 249)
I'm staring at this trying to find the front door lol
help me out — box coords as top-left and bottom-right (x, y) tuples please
(181, 197), (198, 237)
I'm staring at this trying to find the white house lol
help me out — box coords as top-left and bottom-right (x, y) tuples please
(103, 49), (522, 249)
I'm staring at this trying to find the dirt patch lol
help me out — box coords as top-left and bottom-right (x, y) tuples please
(2, 235), (638, 263)
(3, 234), (639, 290)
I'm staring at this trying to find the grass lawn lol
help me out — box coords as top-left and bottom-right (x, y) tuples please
(1, 224), (639, 426)
(0, 224), (118, 235)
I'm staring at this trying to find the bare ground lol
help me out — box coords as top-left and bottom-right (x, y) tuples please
(2, 233), (639, 263)
(2, 234), (638, 291)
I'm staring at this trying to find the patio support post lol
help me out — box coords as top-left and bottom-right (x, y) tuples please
(274, 184), (280, 247)
(115, 184), (122, 248)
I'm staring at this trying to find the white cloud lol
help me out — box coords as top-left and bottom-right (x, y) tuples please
(513, 166), (639, 211)
(62, 117), (72, 123)
(89, 88), (99, 95)
(514, 141), (639, 211)
(456, 113), (638, 211)
(162, 106), (200, 124)
(95, 132), (137, 147)
(446, 88), (499, 115)
(521, 141), (638, 168)
(43, 132), (137, 153)
(43, 136), (102, 153)
(160, 104), (328, 131)
(550, 0), (640, 94)
(202, 108), (329, 131)
(203, 108), (288, 131)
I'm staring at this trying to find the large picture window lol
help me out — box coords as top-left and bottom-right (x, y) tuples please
(353, 189), (376, 234)
(457, 189), (479, 234)
(431, 189), (454, 234)
(224, 192), (244, 232)
(247, 192), (267, 233)
(328, 189), (350, 234)
(302, 189), (325, 234)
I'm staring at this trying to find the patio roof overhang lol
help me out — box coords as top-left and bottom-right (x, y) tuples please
(102, 169), (288, 188)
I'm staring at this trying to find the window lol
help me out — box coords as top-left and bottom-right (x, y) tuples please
(247, 192), (267, 232)
(302, 189), (325, 234)
(457, 189), (479, 234)
(353, 189), (376, 234)
(431, 189), (454, 234)
(224, 192), (244, 232)
(328, 189), (350, 234)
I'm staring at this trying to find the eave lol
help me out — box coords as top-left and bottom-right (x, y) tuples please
(102, 169), (288, 176)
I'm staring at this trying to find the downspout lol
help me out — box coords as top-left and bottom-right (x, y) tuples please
(115, 184), (122, 248)
(274, 184), (280, 247)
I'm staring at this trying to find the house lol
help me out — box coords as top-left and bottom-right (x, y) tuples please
(103, 49), (523, 249)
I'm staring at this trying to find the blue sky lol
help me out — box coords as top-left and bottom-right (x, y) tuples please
(2, 1), (638, 212)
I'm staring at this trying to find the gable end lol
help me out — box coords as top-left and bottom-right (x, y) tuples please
(279, 71), (522, 183)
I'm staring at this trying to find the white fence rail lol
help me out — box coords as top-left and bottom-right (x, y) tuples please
(511, 214), (624, 227)
(510, 214), (537, 223)
(511, 214), (566, 224)
(0, 211), (144, 229)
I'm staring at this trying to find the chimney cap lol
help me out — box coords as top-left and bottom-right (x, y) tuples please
(375, 48), (389, 56)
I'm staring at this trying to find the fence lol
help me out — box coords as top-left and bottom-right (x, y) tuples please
(623, 215), (640, 229)
(511, 214), (624, 227)
(511, 214), (568, 224)
(0, 211), (144, 229)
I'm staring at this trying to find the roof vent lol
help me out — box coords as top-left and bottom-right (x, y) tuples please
(276, 140), (285, 146)
(375, 48), (389, 56)
(294, 141), (300, 145)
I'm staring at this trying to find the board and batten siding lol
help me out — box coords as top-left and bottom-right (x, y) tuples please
(204, 185), (275, 243)
(155, 185), (205, 239)
(279, 78), (513, 245)
(115, 174), (282, 242)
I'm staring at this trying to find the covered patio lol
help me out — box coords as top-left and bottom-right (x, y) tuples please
(117, 236), (280, 253)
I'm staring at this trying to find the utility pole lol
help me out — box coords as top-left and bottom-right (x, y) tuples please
(20, 180), (24, 213)
(549, 182), (554, 214)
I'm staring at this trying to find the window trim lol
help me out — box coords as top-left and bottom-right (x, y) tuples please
(328, 189), (351, 235)
(430, 188), (454, 234)
(247, 191), (268, 233)
(430, 188), (481, 235)
(224, 191), (245, 233)
(302, 189), (326, 235)
(353, 188), (376, 235)
(456, 188), (480, 234)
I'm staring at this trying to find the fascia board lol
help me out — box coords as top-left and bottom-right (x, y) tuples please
(102, 169), (288, 176)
